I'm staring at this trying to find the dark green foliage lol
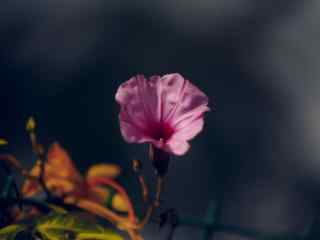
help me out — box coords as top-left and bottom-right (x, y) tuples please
(0, 214), (123, 240)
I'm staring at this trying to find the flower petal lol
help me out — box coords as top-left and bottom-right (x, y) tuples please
(116, 76), (155, 142)
(118, 117), (153, 143)
(116, 73), (209, 156)
(169, 79), (209, 127)
(116, 74), (187, 142)
(115, 75), (153, 125)
(159, 73), (188, 121)
(171, 115), (205, 141)
(164, 138), (190, 156)
(148, 74), (186, 123)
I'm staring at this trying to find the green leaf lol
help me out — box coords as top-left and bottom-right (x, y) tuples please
(0, 224), (26, 240)
(35, 213), (123, 240)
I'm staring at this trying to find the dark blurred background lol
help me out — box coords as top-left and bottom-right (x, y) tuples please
(1, 1), (320, 239)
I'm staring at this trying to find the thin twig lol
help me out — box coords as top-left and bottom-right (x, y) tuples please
(28, 131), (51, 198)
(132, 159), (149, 202)
(25, 117), (51, 198)
(136, 177), (164, 229)
(0, 154), (38, 182)
(154, 177), (163, 207)
(139, 175), (149, 202)
(0, 154), (25, 174)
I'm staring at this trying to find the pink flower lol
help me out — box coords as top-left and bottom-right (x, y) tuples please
(115, 73), (209, 156)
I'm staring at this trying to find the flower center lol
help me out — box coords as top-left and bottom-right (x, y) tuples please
(150, 122), (174, 142)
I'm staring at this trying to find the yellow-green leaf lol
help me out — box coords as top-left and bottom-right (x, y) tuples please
(36, 213), (123, 240)
(26, 116), (36, 132)
(0, 224), (26, 240)
(77, 232), (123, 240)
(0, 138), (8, 146)
(47, 204), (68, 214)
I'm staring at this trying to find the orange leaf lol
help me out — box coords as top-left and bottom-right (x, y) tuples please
(46, 178), (76, 195)
(22, 179), (41, 197)
(21, 142), (85, 198)
(46, 142), (82, 181)
(86, 164), (121, 180)
(112, 193), (129, 213)
(21, 163), (41, 197)
(87, 177), (136, 223)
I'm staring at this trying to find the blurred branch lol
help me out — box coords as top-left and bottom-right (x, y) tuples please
(26, 117), (52, 199)
(136, 177), (164, 230)
(132, 159), (149, 203)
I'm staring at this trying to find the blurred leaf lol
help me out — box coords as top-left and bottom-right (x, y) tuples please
(21, 142), (83, 198)
(112, 194), (129, 213)
(35, 213), (123, 240)
(0, 139), (8, 146)
(21, 142), (124, 208)
(21, 164), (41, 197)
(0, 224), (26, 240)
(47, 204), (67, 214)
(87, 164), (121, 179)
(26, 117), (36, 132)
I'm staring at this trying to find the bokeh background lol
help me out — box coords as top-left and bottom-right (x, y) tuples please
(1, 1), (320, 239)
